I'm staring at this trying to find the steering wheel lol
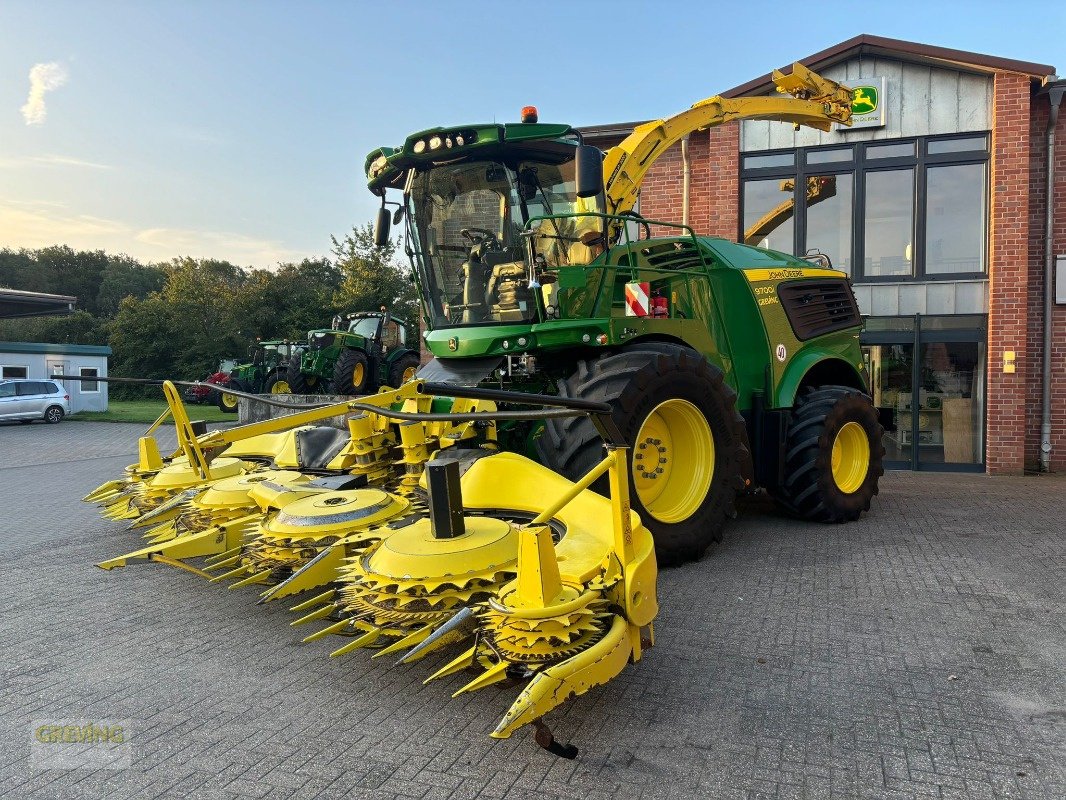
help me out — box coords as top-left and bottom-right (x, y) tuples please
(460, 228), (501, 249)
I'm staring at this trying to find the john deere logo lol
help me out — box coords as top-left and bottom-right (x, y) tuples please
(448, 337), (458, 351)
(852, 86), (878, 115)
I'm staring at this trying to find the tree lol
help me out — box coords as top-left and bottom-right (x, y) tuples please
(108, 257), (248, 392)
(0, 311), (107, 346)
(96, 257), (166, 317)
(331, 224), (419, 324)
(234, 258), (343, 341)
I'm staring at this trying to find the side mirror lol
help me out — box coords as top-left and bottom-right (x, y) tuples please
(575, 145), (604, 199)
(374, 206), (391, 247)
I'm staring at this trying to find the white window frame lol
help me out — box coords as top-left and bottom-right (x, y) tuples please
(79, 366), (100, 393)
(1, 365), (29, 379)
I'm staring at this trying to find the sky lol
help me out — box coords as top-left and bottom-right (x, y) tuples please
(1, 0), (1063, 269)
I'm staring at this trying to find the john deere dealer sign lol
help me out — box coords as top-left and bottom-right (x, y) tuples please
(838, 76), (886, 130)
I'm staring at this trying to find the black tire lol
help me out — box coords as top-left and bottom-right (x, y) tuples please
(536, 344), (751, 566)
(332, 349), (371, 395)
(387, 353), (421, 388)
(773, 386), (884, 522)
(216, 379), (243, 413)
(264, 371), (290, 394)
(285, 353), (319, 394)
(44, 405), (64, 424)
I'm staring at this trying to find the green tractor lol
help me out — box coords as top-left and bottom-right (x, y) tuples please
(364, 64), (886, 565)
(215, 340), (302, 413)
(285, 310), (422, 395)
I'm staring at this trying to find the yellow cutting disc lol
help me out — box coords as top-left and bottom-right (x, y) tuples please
(196, 470), (306, 508)
(264, 489), (410, 540)
(367, 517), (520, 582)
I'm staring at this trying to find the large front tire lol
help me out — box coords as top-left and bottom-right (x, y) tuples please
(773, 386), (884, 522)
(536, 345), (751, 566)
(332, 349), (370, 395)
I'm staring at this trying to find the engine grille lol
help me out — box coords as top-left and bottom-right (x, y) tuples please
(311, 333), (335, 350)
(777, 279), (861, 340)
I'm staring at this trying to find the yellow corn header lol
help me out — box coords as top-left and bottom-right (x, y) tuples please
(85, 378), (656, 756)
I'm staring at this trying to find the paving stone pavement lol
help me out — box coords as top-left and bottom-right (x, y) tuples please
(0, 422), (1063, 799)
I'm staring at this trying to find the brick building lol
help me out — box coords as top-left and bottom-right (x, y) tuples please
(584, 35), (1065, 475)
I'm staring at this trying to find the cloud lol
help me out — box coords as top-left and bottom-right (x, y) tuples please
(0, 199), (303, 268)
(135, 228), (300, 266)
(20, 62), (69, 126)
(0, 154), (110, 170)
(29, 155), (110, 169)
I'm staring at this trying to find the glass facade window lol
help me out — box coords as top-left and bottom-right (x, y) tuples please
(742, 178), (794, 251)
(740, 133), (989, 282)
(925, 163), (986, 274)
(804, 174), (853, 274)
(866, 142), (916, 159)
(743, 152), (794, 169)
(927, 136), (988, 155)
(863, 169), (914, 277)
(806, 148), (852, 164)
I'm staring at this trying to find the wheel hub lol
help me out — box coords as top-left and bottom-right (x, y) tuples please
(830, 421), (870, 494)
(631, 399), (715, 524)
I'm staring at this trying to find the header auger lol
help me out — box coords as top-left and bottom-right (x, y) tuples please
(83, 375), (655, 754)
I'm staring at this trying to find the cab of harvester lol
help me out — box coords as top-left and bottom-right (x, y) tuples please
(367, 115), (606, 347)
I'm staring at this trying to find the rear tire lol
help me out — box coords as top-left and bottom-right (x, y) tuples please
(285, 353), (319, 394)
(387, 353), (421, 388)
(536, 345), (751, 566)
(333, 349), (370, 395)
(44, 405), (64, 424)
(773, 386), (884, 522)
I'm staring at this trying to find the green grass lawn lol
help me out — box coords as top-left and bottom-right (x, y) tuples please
(68, 400), (235, 424)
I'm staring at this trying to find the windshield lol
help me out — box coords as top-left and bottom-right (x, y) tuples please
(348, 317), (381, 338)
(409, 156), (601, 327)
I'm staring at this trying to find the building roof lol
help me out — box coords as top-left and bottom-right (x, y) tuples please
(580, 35), (1058, 140)
(0, 341), (111, 357)
(0, 287), (77, 320)
(721, 34), (1056, 98)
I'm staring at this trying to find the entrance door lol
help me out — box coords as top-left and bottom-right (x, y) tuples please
(915, 339), (985, 467)
(45, 358), (71, 410)
(861, 314), (986, 472)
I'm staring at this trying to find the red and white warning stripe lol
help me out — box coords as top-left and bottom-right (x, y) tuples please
(625, 281), (650, 317)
